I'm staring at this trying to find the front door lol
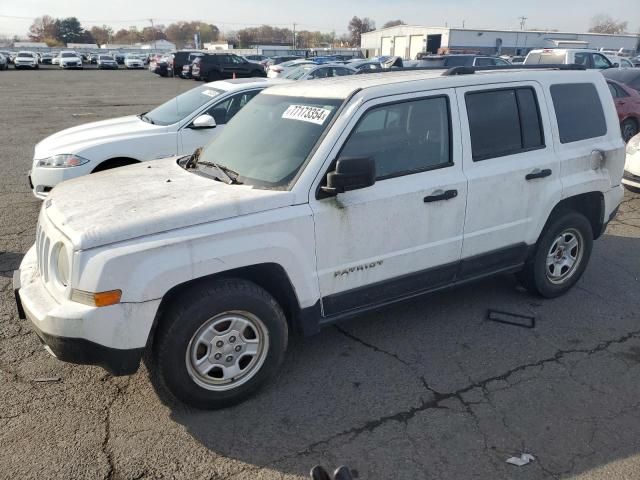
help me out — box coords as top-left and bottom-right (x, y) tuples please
(310, 90), (468, 316)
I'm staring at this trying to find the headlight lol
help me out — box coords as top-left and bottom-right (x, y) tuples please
(37, 154), (90, 168)
(55, 243), (70, 287)
(627, 134), (640, 156)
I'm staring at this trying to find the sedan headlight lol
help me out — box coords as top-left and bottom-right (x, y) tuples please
(37, 154), (90, 168)
(54, 243), (70, 288)
(627, 134), (640, 156)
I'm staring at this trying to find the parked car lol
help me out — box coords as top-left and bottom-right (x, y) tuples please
(113, 52), (126, 64)
(0, 50), (13, 64)
(14, 67), (625, 409)
(347, 59), (387, 72)
(192, 53), (266, 82)
(265, 56), (303, 68)
(39, 52), (54, 64)
(124, 53), (145, 69)
(282, 63), (357, 80)
(266, 59), (316, 78)
(602, 68), (640, 93)
(606, 79), (640, 142)
(13, 51), (39, 69)
(180, 53), (204, 78)
(52, 53), (61, 65)
(28, 78), (287, 198)
(310, 56), (339, 64)
(623, 133), (640, 192)
(172, 50), (201, 76)
(151, 54), (174, 77)
(524, 49), (613, 69)
(97, 55), (119, 70)
(604, 54), (635, 69)
(59, 51), (83, 69)
(406, 54), (511, 68)
(0, 53), (8, 70)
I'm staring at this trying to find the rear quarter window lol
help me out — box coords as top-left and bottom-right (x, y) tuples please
(550, 83), (607, 143)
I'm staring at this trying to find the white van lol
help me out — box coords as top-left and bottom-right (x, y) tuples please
(15, 67), (625, 409)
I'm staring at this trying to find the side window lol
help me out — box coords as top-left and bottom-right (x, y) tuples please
(475, 57), (496, 66)
(230, 55), (244, 64)
(550, 83), (607, 143)
(622, 59), (633, 68)
(574, 52), (590, 67)
(335, 68), (353, 76)
(495, 58), (510, 66)
(340, 96), (451, 179)
(592, 54), (612, 69)
(206, 91), (259, 125)
(465, 87), (544, 161)
(608, 82), (619, 98)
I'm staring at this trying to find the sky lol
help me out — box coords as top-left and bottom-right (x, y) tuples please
(1, 0), (639, 38)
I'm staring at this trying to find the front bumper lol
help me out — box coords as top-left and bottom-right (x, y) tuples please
(13, 245), (159, 376)
(30, 162), (96, 199)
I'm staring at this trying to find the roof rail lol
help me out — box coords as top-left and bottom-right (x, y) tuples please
(355, 64), (588, 75)
(442, 64), (587, 75)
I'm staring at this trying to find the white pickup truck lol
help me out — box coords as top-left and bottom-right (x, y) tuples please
(15, 67), (625, 409)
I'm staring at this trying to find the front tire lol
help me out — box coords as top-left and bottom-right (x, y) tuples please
(151, 279), (288, 409)
(517, 212), (593, 298)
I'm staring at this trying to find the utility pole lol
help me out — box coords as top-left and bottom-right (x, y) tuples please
(293, 22), (296, 50)
(149, 18), (156, 51)
(462, 20), (465, 29)
(518, 16), (527, 31)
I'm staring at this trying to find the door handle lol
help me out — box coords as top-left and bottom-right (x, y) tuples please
(424, 189), (458, 203)
(525, 168), (552, 180)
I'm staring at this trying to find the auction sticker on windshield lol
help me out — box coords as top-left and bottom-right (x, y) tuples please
(282, 105), (332, 125)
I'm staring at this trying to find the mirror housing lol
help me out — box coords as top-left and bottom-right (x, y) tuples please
(190, 114), (216, 129)
(321, 157), (376, 195)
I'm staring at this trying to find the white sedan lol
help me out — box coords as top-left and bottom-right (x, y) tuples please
(29, 78), (289, 198)
(623, 133), (640, 193)
(59, 51), (83, 69)
(124, 54), (145, 69)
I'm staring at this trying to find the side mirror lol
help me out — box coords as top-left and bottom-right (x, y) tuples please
(190, 114), (216, 129)
(321, 157), (376, 195)
(613, 62), (619, 68)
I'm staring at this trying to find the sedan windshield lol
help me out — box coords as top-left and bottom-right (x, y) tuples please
(17, 53), (34, 58)
(61, 52), (76, 58)
(99, 56), (114, 61)
(197, 94), (343, 189)
(146, 85), (224, 125)
(283, 65), (315, 80)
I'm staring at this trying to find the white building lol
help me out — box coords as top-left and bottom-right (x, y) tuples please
(361, 25), (640, 59)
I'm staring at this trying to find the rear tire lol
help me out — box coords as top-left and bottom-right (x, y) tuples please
(150, 279), (288, 409)
(517, 212), (593, 298)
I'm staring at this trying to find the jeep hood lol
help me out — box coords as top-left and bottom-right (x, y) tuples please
(44, 158), (295, 250)
(33, 115), (168, 160)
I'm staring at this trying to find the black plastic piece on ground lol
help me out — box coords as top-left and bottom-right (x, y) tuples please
(487, 309), (536, 329)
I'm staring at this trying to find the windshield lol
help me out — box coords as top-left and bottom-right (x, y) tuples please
(525, 52), (565, 65)
(283, 65), (315, 80)
(198, 94), (343, 188)
(100, 56), (113, 60)
(146, 85), (224, 125)
(17, 53), (33, 58)
(61, 52), (76, 58)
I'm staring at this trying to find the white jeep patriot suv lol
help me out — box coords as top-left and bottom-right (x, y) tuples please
(14, 67), (625, 409)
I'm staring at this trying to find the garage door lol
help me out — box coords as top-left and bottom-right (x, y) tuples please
(381, 37), (392, 56)
(409, 35), (424, 60)
(394, 36), (408, 59)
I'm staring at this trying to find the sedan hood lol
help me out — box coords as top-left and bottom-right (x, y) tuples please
(34, 115), (167, 160)
(44, 158), (295, 250)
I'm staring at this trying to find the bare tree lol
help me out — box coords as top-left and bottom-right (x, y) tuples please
(383, 20), (405, 29)
(28, 15), (57, 41)
(348, 16), (376, 46)
(589, 14), (628, 34)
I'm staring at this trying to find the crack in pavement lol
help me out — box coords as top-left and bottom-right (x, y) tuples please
(243, 325), (640, 477)
(102, 377), (131, 480)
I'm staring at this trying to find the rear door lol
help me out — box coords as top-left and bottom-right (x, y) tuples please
(456, 82), (562, 267)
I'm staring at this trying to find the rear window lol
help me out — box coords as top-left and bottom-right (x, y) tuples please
(550, 83), (607, 143)
(465, 87), (544, 161)
(525, 52), (565, 65)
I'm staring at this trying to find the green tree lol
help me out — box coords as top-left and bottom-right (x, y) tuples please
(55, 17), (85, 43)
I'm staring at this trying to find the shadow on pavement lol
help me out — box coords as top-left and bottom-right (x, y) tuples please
(0, 252), (25, 278)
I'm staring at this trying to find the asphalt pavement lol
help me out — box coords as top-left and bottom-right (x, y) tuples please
(1, 69), (640, 480)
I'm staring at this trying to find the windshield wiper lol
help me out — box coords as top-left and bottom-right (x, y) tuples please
(196, 161), (242, 185)
(138, 112), (155, 124)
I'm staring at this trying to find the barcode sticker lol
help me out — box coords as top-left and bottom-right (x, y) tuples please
(282, 105), (332, 125)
